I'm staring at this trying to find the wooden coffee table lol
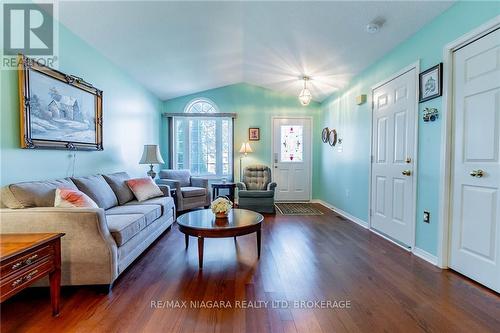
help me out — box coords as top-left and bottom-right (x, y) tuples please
(177, 209), (264, 269)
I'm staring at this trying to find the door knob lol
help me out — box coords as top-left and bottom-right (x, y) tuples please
(470, 169), (484, 178)
(402, 170), (411, 176)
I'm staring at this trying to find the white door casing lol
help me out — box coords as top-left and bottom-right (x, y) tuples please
(272, 117), (312, 201)
(371, 67), (417, 248)
(449, 28), (500, 293)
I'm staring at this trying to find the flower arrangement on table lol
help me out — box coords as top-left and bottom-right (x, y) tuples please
(211, 196), (233, 218)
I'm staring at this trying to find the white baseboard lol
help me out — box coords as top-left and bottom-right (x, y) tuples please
(412, 247), (438, 266)
(313, 199), (439, 267)
(312, 199), (368, 229)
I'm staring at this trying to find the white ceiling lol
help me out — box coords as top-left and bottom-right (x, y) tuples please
(58, 1), (454, 101)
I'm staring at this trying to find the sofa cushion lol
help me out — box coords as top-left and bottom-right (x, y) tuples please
(125, 196), (174, 216)
(71, 175), (118, 210)
(159, 169), (191, 187)
(102, 172), (135, 205)
(106, 214), (146, 246)
(9, 178), (77, 207)
(238, 190), (275, 198)
(181, 186), (206, 198)
(1, 186), (24, 209)
(106, 204), (161, 226)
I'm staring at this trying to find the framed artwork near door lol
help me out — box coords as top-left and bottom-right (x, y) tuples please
(17, 55), (103, 150)
(248, 127), (260, 141)
(419, 63), (442, 102)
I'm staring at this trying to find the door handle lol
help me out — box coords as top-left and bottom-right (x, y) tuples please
(402, 170), (411, 176)
(470, 169), (484, 178)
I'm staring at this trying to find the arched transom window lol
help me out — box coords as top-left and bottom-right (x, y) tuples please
(173, 98), (232, 177)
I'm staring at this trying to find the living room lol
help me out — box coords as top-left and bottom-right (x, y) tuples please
(0, 1), (499, 332)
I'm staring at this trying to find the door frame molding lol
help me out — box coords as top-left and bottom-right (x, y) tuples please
(271, 116), (314, 202)
(438, 16), (500, 268)
(368, 61), (420, 250)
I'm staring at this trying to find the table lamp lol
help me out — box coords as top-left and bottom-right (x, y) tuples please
(139, 144), (165, 178)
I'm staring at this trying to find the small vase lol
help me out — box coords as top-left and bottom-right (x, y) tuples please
(215, 212), (228, 218)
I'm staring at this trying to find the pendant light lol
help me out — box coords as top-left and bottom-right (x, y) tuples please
(298, 76), (312, 106)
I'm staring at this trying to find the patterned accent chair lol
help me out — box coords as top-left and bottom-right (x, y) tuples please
(156, 170), (211, 211)
(237, 165), (277, 213)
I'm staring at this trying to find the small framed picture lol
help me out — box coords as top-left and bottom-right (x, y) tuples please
(249, 127), (260, 141)
(419, 63), (442, 103)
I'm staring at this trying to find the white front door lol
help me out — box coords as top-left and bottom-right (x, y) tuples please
(450, 28), (500, 293)
(371, 67), (417, 247)
(272, 117), (312, 201)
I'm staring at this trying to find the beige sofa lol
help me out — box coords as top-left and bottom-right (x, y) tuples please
(0, 172), (175, 290)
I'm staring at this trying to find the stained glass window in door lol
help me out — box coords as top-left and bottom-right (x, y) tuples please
(280, 125), (303, 162)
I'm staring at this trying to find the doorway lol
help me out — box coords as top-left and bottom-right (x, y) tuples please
(272, 117), (312, 201)
(370, 65), (418, 248)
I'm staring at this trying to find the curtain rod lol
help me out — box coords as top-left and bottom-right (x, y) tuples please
(162, 112), (237, 118)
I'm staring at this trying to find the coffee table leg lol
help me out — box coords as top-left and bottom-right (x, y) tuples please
(198, 237), (204, 269)
(50, 238), (61, 316)
(256, 229), (261, 259)
(185, 234), (189, 249)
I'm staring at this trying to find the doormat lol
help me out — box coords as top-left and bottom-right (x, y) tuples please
(275, 203), (324, 216)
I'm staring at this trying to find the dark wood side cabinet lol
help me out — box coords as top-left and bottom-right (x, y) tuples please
(0, 233), (64, 316)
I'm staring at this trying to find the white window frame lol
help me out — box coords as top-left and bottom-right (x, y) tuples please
(172, 98), (233, 179)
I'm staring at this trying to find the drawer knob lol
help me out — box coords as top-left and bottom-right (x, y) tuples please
(11, 278), (23, 287)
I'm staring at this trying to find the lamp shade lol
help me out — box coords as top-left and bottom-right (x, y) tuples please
(139, 144), (165, 164)
(239, 142), (253, 154)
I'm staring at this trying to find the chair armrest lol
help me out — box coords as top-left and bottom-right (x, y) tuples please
(156, 179), (181, 192)
(267, 182), (277, 191)
(236, 182), (247, 190)
(0, 207), (118, 285)
(156, 184), (171, 197)
(191, 177), (208, 189)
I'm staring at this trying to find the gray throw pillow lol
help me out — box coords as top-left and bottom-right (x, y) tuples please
(102, 172), (135, 205)
(71, 175), (118, 209)
(9, 178), (78, 207)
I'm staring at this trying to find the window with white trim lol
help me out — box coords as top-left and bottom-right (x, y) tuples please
(173, 99), (233, 178)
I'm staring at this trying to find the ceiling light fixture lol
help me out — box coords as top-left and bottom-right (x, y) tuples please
(299, 76), (312, 106)
(366, 18), (385, 34)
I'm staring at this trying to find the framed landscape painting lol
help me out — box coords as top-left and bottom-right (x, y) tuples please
(18, 55), (103, 150)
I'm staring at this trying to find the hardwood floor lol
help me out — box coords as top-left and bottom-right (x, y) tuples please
(1, 204), (499, 332)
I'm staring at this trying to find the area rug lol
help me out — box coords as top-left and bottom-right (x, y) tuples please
(275, 203), (324, 216)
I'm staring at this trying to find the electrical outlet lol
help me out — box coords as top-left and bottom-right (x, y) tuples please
(423, 211), (430, 223)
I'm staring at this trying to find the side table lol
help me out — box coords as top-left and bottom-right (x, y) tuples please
(211, 182), (237, 205)
(0, 233), (64, 316)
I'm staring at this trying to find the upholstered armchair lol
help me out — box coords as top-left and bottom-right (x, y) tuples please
(156, 169), (211, 211)
(237, 165), (277, 213)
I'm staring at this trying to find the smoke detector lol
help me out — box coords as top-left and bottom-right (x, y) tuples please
(366, 18), (385, 34)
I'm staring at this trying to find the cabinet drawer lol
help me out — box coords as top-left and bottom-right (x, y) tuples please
(1, 245), (54, 278)
(1, 258), (54, 301)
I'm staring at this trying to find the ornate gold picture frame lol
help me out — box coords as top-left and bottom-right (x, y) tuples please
(18, 55), (103, 150)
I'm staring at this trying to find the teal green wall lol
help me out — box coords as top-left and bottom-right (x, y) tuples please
(0, 22), (162, 185)
(162, 83), (322, 196)
(317, 2), (500, 255)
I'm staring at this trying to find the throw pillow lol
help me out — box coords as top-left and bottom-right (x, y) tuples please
(54, 188), (98, 208)
(71, 175), (118, 209)
(126, 177), (164, 202)
(102, 172), (135, 205)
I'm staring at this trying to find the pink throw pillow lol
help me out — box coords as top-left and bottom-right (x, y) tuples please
(126, 177), (164, 202)
(54, 188), (98, 208)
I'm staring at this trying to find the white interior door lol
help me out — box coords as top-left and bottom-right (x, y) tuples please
(272, 118), (312, 201)
(450, 28), (500, 293)
(371, 68), (417, 247)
